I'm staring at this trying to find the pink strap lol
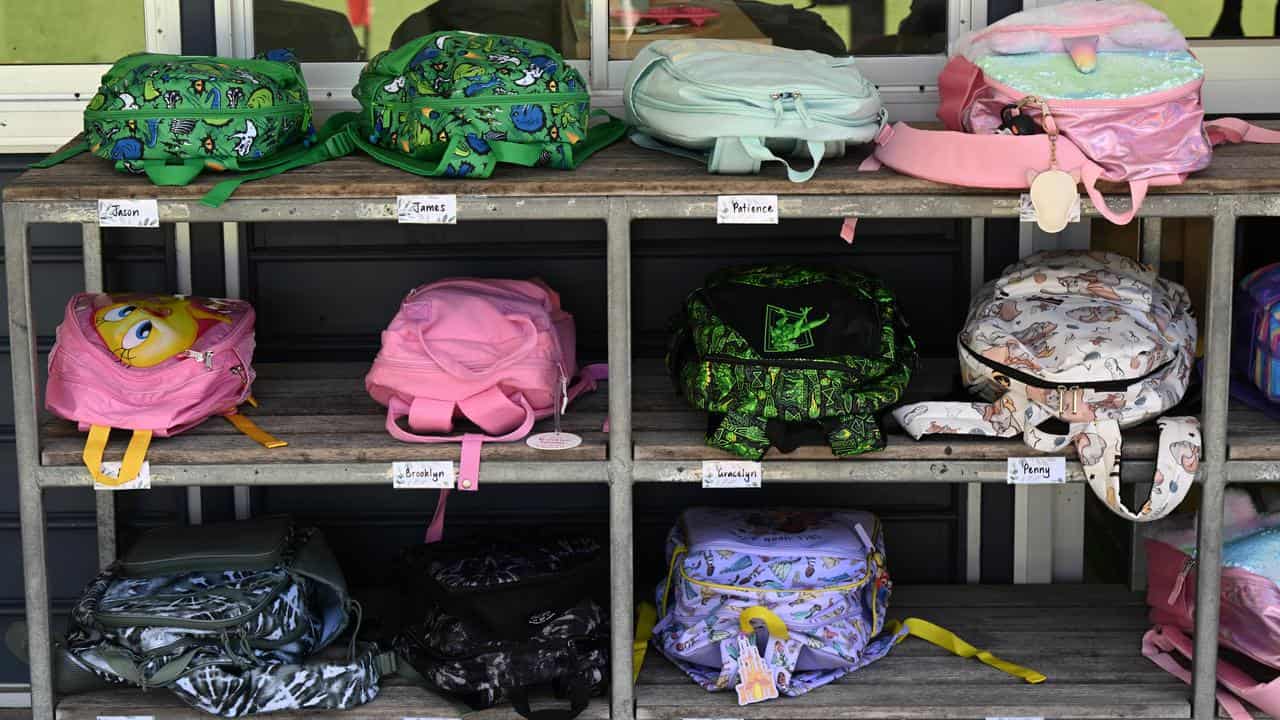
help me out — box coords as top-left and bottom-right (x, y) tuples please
(417, 314), (539, 381)
(458, 387), (531, 435)
(567, 363), (609, 405)
(424, 490), (449, 544)
(1081, 164), (1149, 226)
(408, 397), (455, 433)
(1143, 625), (1280, 720)
(1206, 118), (1280, 146)
(385, 393), (536, 444)
(936, 56), (984, 132)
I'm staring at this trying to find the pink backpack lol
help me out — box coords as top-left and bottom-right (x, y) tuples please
(365, 278), (605, 541)
(863, 0), (1280, 226)
(1144, 490), (1280, 719)
(46, 293), (285, 487)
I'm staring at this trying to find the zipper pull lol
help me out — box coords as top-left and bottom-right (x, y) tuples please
(231, 365), (249, 386)
(1056, 385), (1068, 415)
(182, 349), (215, 371)
(1168, 557), (1196, 606)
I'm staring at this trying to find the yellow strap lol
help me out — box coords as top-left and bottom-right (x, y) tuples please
(738, 606), (790, 640)
(246, 394), (259, 409)
(224, 412), (288, 449)
(659, 546), (688, 617)
(892, 617), (1046, 684)
(633, 602), (657, 684)
(82, 426), (151, 487)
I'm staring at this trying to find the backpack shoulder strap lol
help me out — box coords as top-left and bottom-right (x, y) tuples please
(1143, 625), (1268, 720)
(29, 139), (90, 169)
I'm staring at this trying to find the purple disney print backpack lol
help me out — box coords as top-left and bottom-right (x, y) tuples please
(648, 508), (1044, 703)
(894, 251), (1200, 522)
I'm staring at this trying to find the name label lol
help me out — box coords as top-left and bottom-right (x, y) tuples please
(702, 460), (763, 489)
(717, 195), (778, 224)
(392, 461), (455, 489)
(397, 195), (457, 224)
(98, 716), (155, 720)
(94, 461), (151, 491)
(1006, 457), (1066, 485)
(98, 199), (159, 228)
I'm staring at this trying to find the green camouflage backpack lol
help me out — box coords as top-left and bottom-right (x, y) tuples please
(328, 31), (624, 177)
(32, 51), (325, 207)
(668, 265), (917, 460)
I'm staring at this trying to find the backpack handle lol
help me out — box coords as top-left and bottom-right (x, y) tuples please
(81, 425), (152, 487)
(417, 314), (540, 381)
(142, 158), (206, 186)
(1080, 163), (1149, 226)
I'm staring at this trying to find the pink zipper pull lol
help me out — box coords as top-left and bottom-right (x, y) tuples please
(1168, 557), (1195, 606)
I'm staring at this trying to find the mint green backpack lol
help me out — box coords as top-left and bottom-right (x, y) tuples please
(324, 31), (625, 177)
(33, 51), (328, 207)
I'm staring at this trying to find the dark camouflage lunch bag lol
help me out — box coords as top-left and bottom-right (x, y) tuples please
(396, 536), (609, 719)
(55, 516), (395, 717)
(668, 265), (917, 459)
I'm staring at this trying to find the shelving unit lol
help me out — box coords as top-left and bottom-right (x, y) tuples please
(7, 134), (1280, 720)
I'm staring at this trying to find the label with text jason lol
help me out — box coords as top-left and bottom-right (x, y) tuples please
(98, 199), (159, 228)
(1006, 457), (1066, 485)
(717, 195), (778, 224)
(702, 461), (763, 488)
(397, 195), (457, 224)
(392, 461), (455, 489)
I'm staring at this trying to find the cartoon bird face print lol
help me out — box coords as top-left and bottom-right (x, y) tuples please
(93, 296), (232, 367)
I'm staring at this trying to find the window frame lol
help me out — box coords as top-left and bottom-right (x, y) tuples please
(219, 0), (989, 122)
(0, 0), (183, 153)
(1022, 0), (1280, 114)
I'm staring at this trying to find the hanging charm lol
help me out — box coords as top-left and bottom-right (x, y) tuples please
(1020, 96), (1080, 234)
(734, 633), (779, 706)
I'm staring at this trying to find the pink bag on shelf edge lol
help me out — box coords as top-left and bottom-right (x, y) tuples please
(45, 293), (285, 487)
(366, 278), (606, 542)
(862, 0), (1280, 225)
(1144, 490), (1280, 719)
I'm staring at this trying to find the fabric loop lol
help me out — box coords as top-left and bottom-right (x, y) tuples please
(408, 397), (456, 434)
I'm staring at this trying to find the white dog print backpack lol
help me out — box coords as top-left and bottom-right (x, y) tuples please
(893, 251), (1200, 522)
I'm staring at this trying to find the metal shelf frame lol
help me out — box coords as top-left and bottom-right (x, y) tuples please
(2, 189), (1262, 720)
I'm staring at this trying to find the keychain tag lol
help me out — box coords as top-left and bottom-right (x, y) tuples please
(1028, 169), (1080, 233)
(528, 370), (582, 450)
(734, 634), (779, 706)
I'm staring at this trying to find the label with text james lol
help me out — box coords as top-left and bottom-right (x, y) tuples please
(397, 195), (458, 224)
(392, 461), (455, 489)
(717, 195), (778, 224)
(701, 460), (763, 488)
(1006, 457), (1066, 485)
(98, 199), (159, 228)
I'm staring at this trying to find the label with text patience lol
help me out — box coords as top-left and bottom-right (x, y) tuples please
(98, 199), (159, 228)
(717, 195), (778, 224)
(701, 460), (763, 488)
(1006, 457), (1066, 485)
(397, 195), (458, 224)
(392, 461), (455, 489)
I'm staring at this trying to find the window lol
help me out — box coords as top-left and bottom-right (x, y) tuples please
(1023, 0), (1280, 113)
(221, 0), (983, 121)
(0, 1), (181, 153)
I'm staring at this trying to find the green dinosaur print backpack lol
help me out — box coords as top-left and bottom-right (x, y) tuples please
(329, 31), (625, 177)
(32, 51), (327, 207)
(668, 265), (917, 460)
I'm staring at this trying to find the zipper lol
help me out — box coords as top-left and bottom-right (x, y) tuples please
(961, 342), (1171, 391)
(416, 632), (601, 663)
(85, 105), (305, 120)
(634, 92), (881, 127)
(704, 353), (850, 371)
(983, 73), (1203, 109)
(103, 53), (305, 86)
(181, 349), (215, 371)
(1167, 556), (1195, 606)
(969, 17), (1162, 45)
(380, 91), (590, 111)
(679, 562), (869, 595)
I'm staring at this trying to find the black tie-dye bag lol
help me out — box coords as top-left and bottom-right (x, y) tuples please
(395, 536), (609, 718)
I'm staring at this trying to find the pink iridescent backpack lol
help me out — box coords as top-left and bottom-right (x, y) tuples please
(863, 0), (1280, 228)
(1145, 490), (1280, 720)
(46, 293), (285, 487)
(365, 278), (605, 541)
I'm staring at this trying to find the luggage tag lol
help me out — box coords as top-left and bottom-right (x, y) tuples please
(1017, 97), (1080, 234)
(734, 633), (778, 706)
(527, 369), (583, 450)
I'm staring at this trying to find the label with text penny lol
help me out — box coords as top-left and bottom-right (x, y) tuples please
(701, 460), (763, 488)
(392, 461), (455, 489)
(98, 199), (159, 228)
(1006, 457), (1066, 485)
(397, 195), (457, 224)
(717, 195), (778, 224)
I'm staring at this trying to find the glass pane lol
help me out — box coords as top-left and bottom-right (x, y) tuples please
(1142, 1), (1278, 39)
(254, 0), (588, 62)
(0, 0), (144, 64)
(606, 0), (947, 59)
